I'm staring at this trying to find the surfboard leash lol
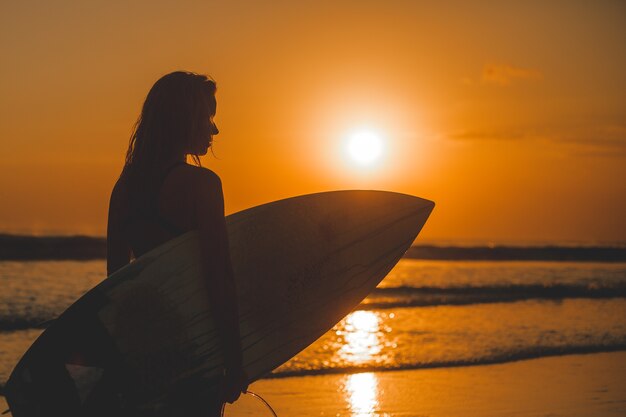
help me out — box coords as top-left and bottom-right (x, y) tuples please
(220, 390), (279, 417)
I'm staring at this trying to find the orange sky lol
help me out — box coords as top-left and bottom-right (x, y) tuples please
(1, 1), (625, 244)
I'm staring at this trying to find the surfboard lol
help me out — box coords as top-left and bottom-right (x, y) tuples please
(4, 190), (434, 416)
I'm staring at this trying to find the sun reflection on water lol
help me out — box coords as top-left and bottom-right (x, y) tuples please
(344, 372), (379, 417)
(337, 310), (382, 363)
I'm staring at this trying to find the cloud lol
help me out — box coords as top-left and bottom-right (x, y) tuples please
(557, 124), (626, 156)
(449, 123), (626, 156)
(481, 63), (543, 86)
(450, 129), (529, 141)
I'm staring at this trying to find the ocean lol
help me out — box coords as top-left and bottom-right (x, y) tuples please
(1, 250), (625, 390)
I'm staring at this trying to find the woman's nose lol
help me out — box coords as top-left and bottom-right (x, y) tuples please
(211, 123), (219, 135)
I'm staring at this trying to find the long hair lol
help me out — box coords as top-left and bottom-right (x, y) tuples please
(121, 71), (216, 209)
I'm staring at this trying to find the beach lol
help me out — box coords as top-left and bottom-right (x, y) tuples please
(232, 352), (626, 417)
(1, 257), (625, 416)
(2, 351), (624, 416)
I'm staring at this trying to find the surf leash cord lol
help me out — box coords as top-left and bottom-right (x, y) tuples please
(220, 390), (279, 417)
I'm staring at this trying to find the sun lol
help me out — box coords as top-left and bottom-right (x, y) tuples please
(345, 130), (384, 167)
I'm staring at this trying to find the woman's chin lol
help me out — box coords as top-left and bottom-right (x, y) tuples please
(191, 146), (209, 156)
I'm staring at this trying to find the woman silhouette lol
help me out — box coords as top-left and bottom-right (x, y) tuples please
(107, 71), (248, 415)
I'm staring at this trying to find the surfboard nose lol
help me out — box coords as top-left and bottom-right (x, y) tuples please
(399, 193), (435, 224)
(356, 190), (434, 218)
(394, 192), (435, 213)
(324, 190), (434, 247)
(371, 190), (435, 237)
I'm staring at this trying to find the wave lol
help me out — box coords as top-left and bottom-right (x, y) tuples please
(1, 234), (625, 261)
(267, 344), (626, 378)
(2, 283), (624, 331)
(359, 283), (626, 309)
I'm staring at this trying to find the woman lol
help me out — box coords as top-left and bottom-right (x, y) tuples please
(107, 71), (248, 415)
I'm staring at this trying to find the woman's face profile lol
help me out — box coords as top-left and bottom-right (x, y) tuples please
(189, 95), (219, 156)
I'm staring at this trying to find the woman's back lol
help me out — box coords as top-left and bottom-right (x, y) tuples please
(108, 163), (223, 271)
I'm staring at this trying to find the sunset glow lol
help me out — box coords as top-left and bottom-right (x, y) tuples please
(0, 1), (624, 244)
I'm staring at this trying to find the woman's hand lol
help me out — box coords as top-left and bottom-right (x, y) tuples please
(220, 366), (249, 404)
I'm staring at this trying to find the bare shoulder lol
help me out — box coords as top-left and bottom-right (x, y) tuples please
(183, 165), (223, 191)
(174, 166), (226, 237)
(108, 178), (132, 229)
(109, 177), (128, 206)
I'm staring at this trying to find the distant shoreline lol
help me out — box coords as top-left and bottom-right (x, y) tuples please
(0, 234), (106, 261)
(404, 245), (626, 262)
(1, 234), (625, 262)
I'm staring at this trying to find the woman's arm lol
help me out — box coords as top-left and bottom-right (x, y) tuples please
(194, 169), (248, 401)
(107, 182), (131, 276)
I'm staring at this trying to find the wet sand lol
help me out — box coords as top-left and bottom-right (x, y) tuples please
(232, 351), (626, 417)
(2, 352), (625, 416)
